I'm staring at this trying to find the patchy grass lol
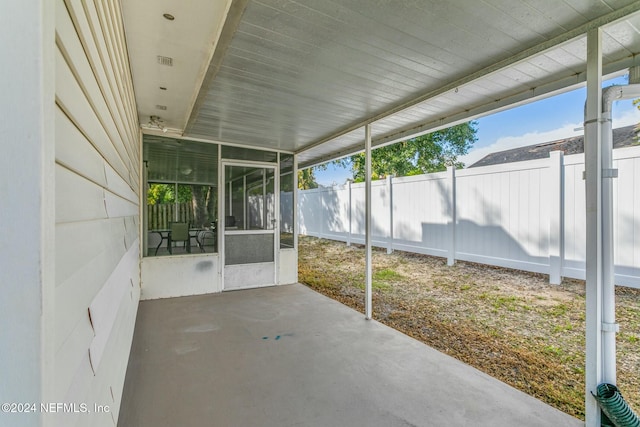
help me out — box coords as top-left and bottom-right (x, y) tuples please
(297, 236), (640, 421)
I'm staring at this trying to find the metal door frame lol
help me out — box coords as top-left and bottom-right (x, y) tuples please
(220, 160), (279, 290)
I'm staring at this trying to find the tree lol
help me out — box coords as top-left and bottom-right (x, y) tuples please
(298, 167), (323, 189)
(147, 183), (174, 205)
(148, 183), (216, 227)
(190, 185), (216, 228)
(335, 122), (478, 181)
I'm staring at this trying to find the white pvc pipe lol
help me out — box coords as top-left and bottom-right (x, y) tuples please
(599, 82), (640, 385)
(600, 107), (616, 385)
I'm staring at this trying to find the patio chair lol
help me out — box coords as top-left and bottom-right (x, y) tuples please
(196, 230), (216, 253)
(168, 222), (190, 254)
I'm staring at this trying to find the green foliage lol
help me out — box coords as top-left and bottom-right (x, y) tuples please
(297, 169), (318, 189)
(177, 185), (192, 203)
(147, 183), (193, 204)
(147, 183), (174, 205)
(297, 163), (328, 189)
(333, 122), (478, 181)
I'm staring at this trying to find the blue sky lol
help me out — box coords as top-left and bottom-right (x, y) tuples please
(315, 74), (640, 187)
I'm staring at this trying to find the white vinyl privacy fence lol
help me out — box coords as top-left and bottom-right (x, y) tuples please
(298, 146), (640, 288)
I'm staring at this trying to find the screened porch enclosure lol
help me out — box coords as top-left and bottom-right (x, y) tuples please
(140, 135), (297, 299)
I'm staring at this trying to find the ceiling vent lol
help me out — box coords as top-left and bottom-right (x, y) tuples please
(156, 104), (167, 110)
(157, 55), (173, 66)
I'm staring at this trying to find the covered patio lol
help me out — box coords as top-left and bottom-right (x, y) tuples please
(4, 1), (640, 427)
(118, 284), (580, 427)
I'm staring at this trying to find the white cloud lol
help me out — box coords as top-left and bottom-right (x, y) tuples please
(612, 105), (640, 127)
(460, 107), (640, 167)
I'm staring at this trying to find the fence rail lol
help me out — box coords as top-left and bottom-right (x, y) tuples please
(298, 146), (640, 288)
(147, 202), (194, 230)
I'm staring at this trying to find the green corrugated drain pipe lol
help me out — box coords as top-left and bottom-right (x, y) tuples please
(592, 383), (640, 427)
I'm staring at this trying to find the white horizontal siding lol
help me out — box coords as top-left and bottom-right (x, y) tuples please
(56, 106), (108, 187)
(55, 46), (130, 183)
(88, 245), (138, 372)
(54, 0), (140, 425)
(56, 164), (108, 223)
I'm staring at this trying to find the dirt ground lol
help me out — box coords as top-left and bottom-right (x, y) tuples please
(297, 236), (640, 420)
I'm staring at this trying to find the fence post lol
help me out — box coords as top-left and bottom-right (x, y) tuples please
(447, 166), (456, 266)
(320, 189), (325, 239)
(387, 175), (394, 254)
(549, 150), (564, 285)
(347, 180), (352, 246)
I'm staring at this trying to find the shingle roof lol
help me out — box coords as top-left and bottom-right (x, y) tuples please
(468, 124), (639, 168)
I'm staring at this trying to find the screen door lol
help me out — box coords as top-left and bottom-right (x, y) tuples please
(222, 162), (278, 290)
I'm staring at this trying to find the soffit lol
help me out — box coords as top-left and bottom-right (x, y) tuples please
(124, 1), (640, 168)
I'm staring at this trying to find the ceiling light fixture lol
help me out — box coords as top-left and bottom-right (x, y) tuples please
(148, 115), (168, 133)
(163, 13), (175, 21)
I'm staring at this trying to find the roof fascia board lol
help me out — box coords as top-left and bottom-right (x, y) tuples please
(142, 129), (295, 155)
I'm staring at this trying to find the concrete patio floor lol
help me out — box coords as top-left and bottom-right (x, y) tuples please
(118, 283), (582, 427)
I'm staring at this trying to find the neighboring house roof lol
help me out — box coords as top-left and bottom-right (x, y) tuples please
(468, 124), (639, 168)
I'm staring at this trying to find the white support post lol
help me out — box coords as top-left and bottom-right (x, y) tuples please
(1, 0), (55, 423)
(347, 180), (352, 246)
(143, 162), (149, 255)
(386, 175), (394, 254)
(447, 166), (456, 266)
(365, 124), (373, 320)
(218, 145), (224, 287)
(244, 176), (248, 229)
(584, 27), (604, 427)
(549, 151), (564, 285)
(262, 171), (266, 229)
(293, 154), (299, 253)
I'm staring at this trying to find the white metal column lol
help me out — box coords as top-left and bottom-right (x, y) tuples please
(584, 27), (603, 427)
(293, 154), (299, 252)
(365, 124), (373, 320)
(386, 175), (394, 255)
(347, 180), (352, 247)
(1, 0), (56, 423)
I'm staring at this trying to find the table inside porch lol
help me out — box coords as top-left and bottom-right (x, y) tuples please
(150, 228), (216, 255)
